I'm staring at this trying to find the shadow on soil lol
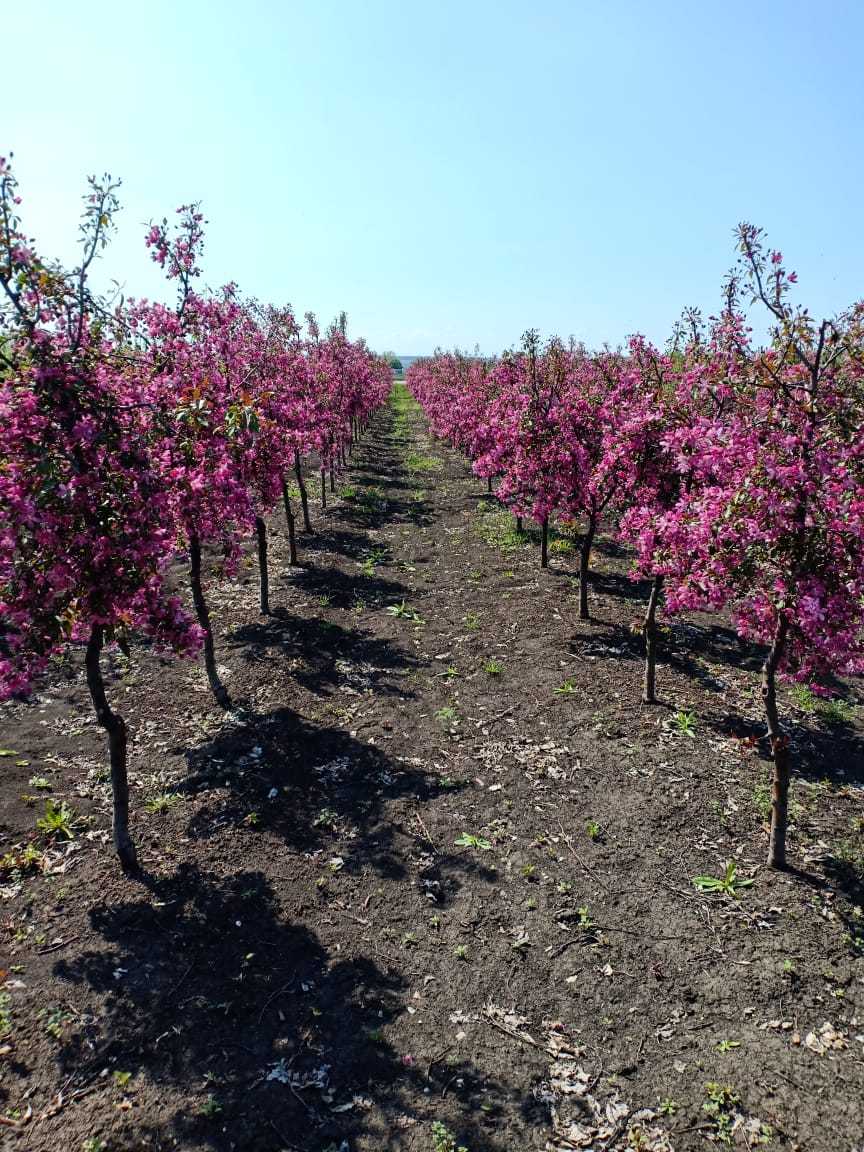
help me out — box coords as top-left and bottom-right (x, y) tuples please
(54, 863), (529, 1151)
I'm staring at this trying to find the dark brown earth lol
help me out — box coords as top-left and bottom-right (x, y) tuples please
(1, 386), (863, 1152)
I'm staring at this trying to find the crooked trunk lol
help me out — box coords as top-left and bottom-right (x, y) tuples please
(642, 574), (664, 704)
(762, 615), (791, 869)
(189, 532), (230, 708)
(281, 478), (299, 566)
(85, 625), (137, 870)
(293, 450), (313, 533)
(255, 516), (269, 615)
(579, 515), (596, 620)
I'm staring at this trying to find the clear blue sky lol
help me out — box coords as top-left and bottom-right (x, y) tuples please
(5, 1), (862, 354)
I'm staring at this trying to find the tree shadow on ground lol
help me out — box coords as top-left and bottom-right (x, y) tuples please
(566, 619), (643, 664)
(290, 526), (371, 563)
(173, 707), (498, 905)
(52, 864), (526, 1151)
(230, 609), (417, 700)
(276, 562), (411, 612)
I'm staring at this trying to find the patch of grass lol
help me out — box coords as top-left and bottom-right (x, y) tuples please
(405, 451), (442, 474)
(548, 536), (573, 555)
(753, 782), (803, 825)
(144, 792), (178, 815)
(464, 611), (481, 630)
(790, 684), (857, 725)
(483, 659), (503, 676)
(555, 678), (578, 695)
(476, 508), (529, 552)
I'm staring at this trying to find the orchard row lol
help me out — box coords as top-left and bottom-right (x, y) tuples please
(0, 158), (392, 867)
(406, 225), (864, 871)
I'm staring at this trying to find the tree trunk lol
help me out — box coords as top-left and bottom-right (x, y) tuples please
(293, 450), (313, 533)
(281, 478), (298, 566)
(320, 467), (327, 510)
(255, 516), (269, 615)
(642, 574), (664, 704)
(516, 516), (523, 534)
(540, 517), (549, 569)
(763, 615), (791, 869)
(85, 625), (137, 871)
(579, 515), (596, 620)
(189, 532), (230, 708)
(487, 476), (493, 495)
(330, 464), (335, 493)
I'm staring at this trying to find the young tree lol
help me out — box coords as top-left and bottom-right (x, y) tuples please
(0, 159), (201, 869)
(658, 227), (864, 868)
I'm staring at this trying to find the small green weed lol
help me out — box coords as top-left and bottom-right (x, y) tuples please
(702, 1083), (739, 1145)
(716, 1039), (741, 1053)
(692, 860), (753, 898)
(144, 792), (178, 815)
(386, 600), (424, 622)
(36, 799), (76, 840)
(199, 1094), (223, 1117)
(671, 710), (697, 737)
(555, 678), (578, 695)
(431, 1121), (468, 1152)
(484, 659), (503, 676)
(455, 832), (492, 851)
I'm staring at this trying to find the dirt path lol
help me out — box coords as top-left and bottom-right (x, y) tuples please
(1, 386), (862, 1151)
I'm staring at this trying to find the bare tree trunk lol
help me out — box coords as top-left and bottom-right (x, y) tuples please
(763, 615), (791, 869)
(487, 476), (493, 495)
(281, 478), (298, 566)
(541, 517), (549, 569)
(329, 464), (335, 493)
(255, 516), (269, 615)
(516, 516), (523, 534)
(579, 514), (596, 621)
(189, 532), (230, 708)
(85, 625), (137, 871)
(642, 574), (663, 704)
(293, 450), (313, 533)
(320, 467), (327, 510)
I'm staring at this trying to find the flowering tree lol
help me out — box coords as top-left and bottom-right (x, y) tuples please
(655, 228), (864, 867)
(0, 159), (201, 868)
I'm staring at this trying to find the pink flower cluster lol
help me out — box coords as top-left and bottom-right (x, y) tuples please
(408, 228), (864, 686)
(0, 160), (392, 698)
